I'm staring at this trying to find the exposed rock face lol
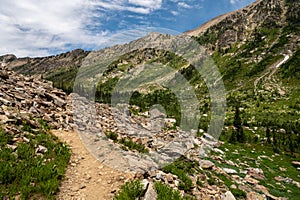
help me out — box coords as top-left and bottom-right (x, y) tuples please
(186, 0), (300, 53)
(0, 49), (89, 90)
(221, 191), (236, 200)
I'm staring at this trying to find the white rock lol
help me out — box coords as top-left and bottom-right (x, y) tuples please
(221, 191), (236, 200)
(141, 179), (149, 191)
(222, 168), (238, 174)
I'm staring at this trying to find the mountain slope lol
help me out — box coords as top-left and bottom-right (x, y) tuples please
(1, 0), (300, 199)
(186, 0), (300, 89)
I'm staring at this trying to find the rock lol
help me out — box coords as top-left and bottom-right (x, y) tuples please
(6, 144), (17, 151)
(247, 168), (265, 180)
(141, 179), (149, 191)
(230, 184), (237, 189)
(174, 180), (179, 187)
(246, 191), (265, 200)
(274, 176), (293, 184)
(35, 145), (48, 154)
(222, 168), (238, 174)
(199, 160), (215, 169)
(279, 167), (286, 172)
(292, 161), (300, 167)
(165, 174), (174, 183)
(23, 137), (30, 143)
(149, 107), (166, 119)
(213, 148), (225, 155)
(156, 173), (163, 180)
(0, 70), (9, 80)
(253, 185), (269, 195)
(221, 191), (236, 200)
(144, 182), (157, 200)
(245, 175), (259, 185)
(79, 184), (86, 189)
(0, 97), (11, 105)
(46, 93), (66, 107)
(0, 115), (9, 123)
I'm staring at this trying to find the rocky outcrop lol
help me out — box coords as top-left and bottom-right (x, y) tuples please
(186, 0), (300, 53)
(0, 66), (73, 142)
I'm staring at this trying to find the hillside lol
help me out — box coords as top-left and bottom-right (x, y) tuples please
(0, 0), (300, 199)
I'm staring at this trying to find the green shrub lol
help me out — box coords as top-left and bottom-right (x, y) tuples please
(106, 131), (118, 142)
(162, 157), (195, 192)
(114, 180), (144, 200)
(230, 188), (247, 198)
(0, 122), (70, 199)
(119, 138), (149, 153)
(155, 181), (182, 200)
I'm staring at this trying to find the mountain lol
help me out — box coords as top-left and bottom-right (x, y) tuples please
(1, 0), (300, 199)
(0, 49), (89, 93)
(186, 0), (300, 87)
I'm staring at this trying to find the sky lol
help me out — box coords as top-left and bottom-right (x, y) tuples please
(0, 0), (256, 57)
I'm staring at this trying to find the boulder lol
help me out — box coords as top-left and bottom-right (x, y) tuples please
(221, 191), (236, 200)
(222, 168), (238, 174)
(35, 145), (48, 154)
(199, 160), (215, 169)
(0, 70), (9, 80)
(144, 182), (157, 200)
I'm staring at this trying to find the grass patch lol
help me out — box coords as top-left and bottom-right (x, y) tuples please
(0, 123), (70, 200)
(114, 180), (144, 200)
(104, 131), (149, 154)
(162, 157), (197, 192)
(155, 181), (195, 200)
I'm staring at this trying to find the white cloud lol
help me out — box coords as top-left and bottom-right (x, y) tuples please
(0, 0), (163, 57)
(128, 0), (162, 10)
(171, 11), (179, 16)
(178, 2), (192, 9)
(229, 0), (242, 5)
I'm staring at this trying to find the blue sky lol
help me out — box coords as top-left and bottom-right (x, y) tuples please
(0, 0), (255, 57)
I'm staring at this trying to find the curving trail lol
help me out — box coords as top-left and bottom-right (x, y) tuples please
(52, 130), (133, 200)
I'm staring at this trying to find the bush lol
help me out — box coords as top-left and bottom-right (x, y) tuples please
(114, 180), (144, 200)
(105, 131), (118, 142)
(230, 188), (247, 198)
(119, 138), (149, 153)
(0, 123), (70, 199)
(162, 157), (195, 192)
(155, 182), (195, 200)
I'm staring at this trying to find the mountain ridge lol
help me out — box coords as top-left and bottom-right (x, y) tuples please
(0, 1), (300, 198)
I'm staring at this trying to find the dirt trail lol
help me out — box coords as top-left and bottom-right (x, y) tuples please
(52, 130), (133, 200)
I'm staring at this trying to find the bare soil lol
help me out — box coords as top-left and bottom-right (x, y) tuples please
(52, 130), (133, 200)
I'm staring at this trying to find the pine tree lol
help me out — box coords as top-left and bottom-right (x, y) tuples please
(266, 127), (271, 144)
(233, 105), (245, 143)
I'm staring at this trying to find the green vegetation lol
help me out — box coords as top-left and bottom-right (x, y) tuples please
(212, 142), (300, 199)
(119, 138), (149, 153)
(162, 157), (197, 192)
(114, 180), (144, 200)
(0, 120), (70, 200)
(155, 182), (195, 200)
(130, 90), (181, 126)
(46, 66), (78, 94)
(280, 48), (300, 79)
(105, 131), (149, 153)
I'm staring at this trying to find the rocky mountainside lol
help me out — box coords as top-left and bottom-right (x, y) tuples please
(186, 0), (299, 52)
(0, 0), (300, 199)
(0, 49), (89, 92)
(186, 0), (300, 89)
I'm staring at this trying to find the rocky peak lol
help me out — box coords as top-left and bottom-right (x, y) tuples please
(1, 49), (89, 76)
(186, 0), (300, 52)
